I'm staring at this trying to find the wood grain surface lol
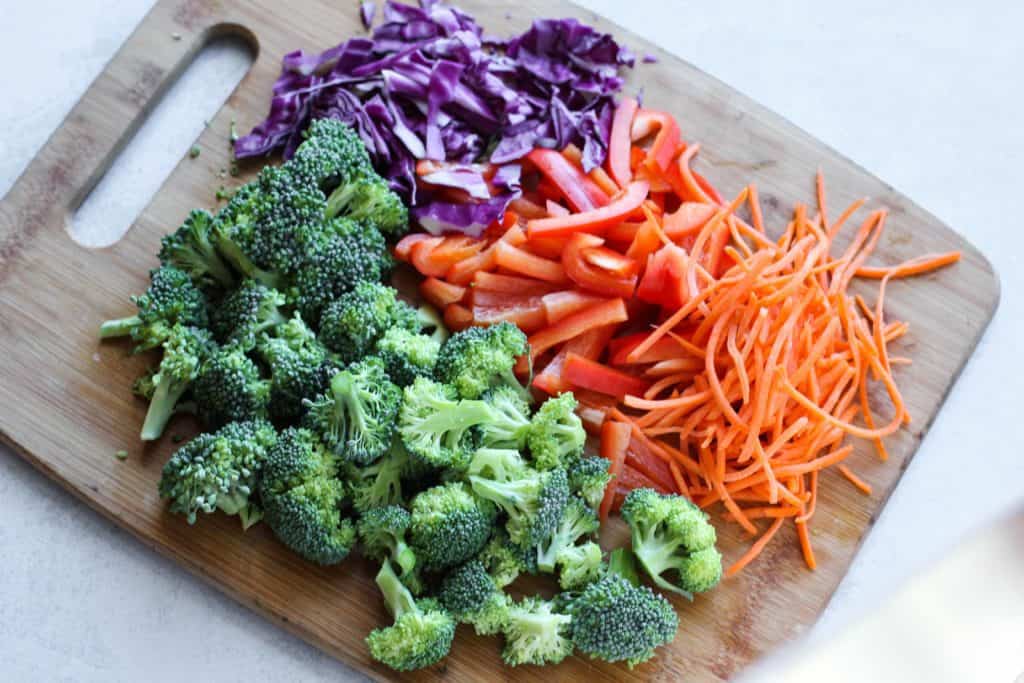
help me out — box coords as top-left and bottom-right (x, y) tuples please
(0, 1), (999, 680)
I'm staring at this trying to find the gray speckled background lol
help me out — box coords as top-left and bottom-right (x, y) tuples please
(2, 1), (1021, 680)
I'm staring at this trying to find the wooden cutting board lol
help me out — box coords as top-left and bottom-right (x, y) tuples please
(0, 0), (999, 680)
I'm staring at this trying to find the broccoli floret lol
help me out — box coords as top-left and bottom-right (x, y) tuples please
(302, 357), (401, 465)
(565, 572), (678, 668)
(469, 465), (569, 549)
(365, 559), (455, 672)
(556, 541), (606, 591)
(397, 377), (494, 470)
(210, 280), (288, 349)
(259, 427), (355, 564)
(358, 505), (418, 585)
(478, 528), (526, 589)
(408, 482), (496, 572)
(318, 282), (418, 363)
(99, 266), (208, 350)
(212, 183), (285, 290)
(466, 448), (530, 483)
(326, 176), (408, 237)
(158, 419), (277, 529)
(241, 165), (327, 274)
(288, 118), (373, 190)
(192, 344), (271, 428)
(374, 327), (440, 387)
(139, 325), (214, 440)
(500, 597), (574, 667)
(346, 436), (416, 513)
(568, 456), (613, 510)
(132, 367), (158, 401)
(416, 304), (449, 344)
(438, 560), (511, 636)
(290, 217), (392, 326)
(620, 487), (722, 597)
(527, 392), (586, 470)
(535, 497), (599, 573)
(158, 209), (235, 289)
(256, 315), (334, 422)
(479, 386), (532, 449)
(607, 547), (641, 587)
(434, 322), (531, 402)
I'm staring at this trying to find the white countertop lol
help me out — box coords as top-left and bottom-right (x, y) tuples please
(2, 1), (1021, 680)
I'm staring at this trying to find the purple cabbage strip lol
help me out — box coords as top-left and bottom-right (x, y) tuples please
(235, 1), (634, 234)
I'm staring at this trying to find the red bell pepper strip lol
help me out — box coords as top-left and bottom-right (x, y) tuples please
(574, 389), (618, 435)
(408, 236), (448, 277)
(625, 433), (677, 493)
(494, 240), (569, 284)
(635, 243), (690, 309)
(527, 148), (609, 213)
(394, 233), (434, 262)
(419, 277), (466, 309)
(631, 109), (681, 173)
(609, 330), (685, 365)
(445, 243), (498, 285)
(527, 298), (628, 360)
(563, 353), (651, 400)
(468, 289), (542, 308)
(545, 199), (570, 217)
(604, 221), (646, 244)
(662, 202), (717, 240)
(562, 233), (637, 299)
(508, 197), (548, 220)
(526, 181), (649, 239)
(524, 236), (570, 260)
(532, 324), (617, 395)
(617, 463), (671, 495)
(443, 303), (473, 332)
(607, 96), (639, 188)
(599, 420), (632, 522)
(581, 245), (640, 278)
(541, 290), (609, 325)
(472, 271), (560, 295)
(472, 303), (547, 333)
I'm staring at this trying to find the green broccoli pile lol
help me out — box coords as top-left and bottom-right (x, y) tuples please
(100, 119), (722, 673)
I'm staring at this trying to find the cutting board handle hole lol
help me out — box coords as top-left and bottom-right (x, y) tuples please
(69, 35), (254, 248)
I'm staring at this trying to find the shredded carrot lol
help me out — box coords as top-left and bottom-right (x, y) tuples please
(837, 464), (873, 495)
(725, 517), (784, 577)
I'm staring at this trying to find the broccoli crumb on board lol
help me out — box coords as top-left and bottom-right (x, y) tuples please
(114, 450), (128, 460)
(97, 116), (722, 673)
(188, 145), (200, 159)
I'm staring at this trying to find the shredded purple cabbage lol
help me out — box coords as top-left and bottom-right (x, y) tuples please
(235, 0), (634, 234)
(361, 1), (376, 30)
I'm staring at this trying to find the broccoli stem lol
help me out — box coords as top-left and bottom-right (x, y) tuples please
(608, 548), (641, 587)
(236, 503), (263, 531)
(202, 251), (237, 288)
(376, 559), (417, 619)
(416, 305), (449, 344)
(140, 376), (189, 441)
(499, 368), (534, 405)
(215, 236), (282, 290)
(99, 315), (140, 339)
(394, 539), (417, 578)
(325, 183), (356, 219)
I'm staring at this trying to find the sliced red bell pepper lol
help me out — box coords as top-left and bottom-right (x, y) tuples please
(527, 298), (628, 359)
(472, 271), (560, 295)
(394, 233), (434, 262)
(562, 233), (637, 299)
(532, 324), (617, 395)
(527, 148), (609, 213)
(574, 388), (618, 435)
(494, 240), (569, 284)
(607, 96), (639, 188)
(581, 245), (640, 278)
(604, 220), (646, 244)
(408, 236), (447, 277)
(508, 197), (548, 220)
(617, 463), (671, 496)
(599, 420), (631, 522)
(419, 277), (466, 309)
(626, 433), (676, 493)
(445, 243), (498, 285)
(468, 289), (542, 308)
(524, 236), (569, 260)
(541, 290), (609, 325)
(443, 303), (473, 332)
(545, 199), (570, 217)
(624, 218), (663, 264)
(563, 353), (651, 400)
(635, 243), (690, 309)
(663, 202), (717, 240)
(609, 330), (684, 365)
(472, 303), (547, 333)
(526, 181), (649, 239)
(630, 109), (681, 173)
(411, 235), (486, 278)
